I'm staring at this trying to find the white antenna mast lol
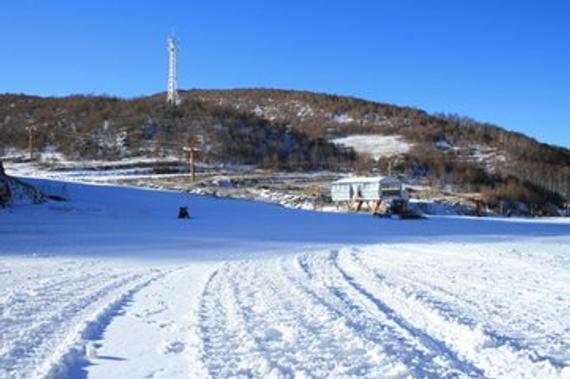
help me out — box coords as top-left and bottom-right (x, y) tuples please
(167, 31), (181, 106)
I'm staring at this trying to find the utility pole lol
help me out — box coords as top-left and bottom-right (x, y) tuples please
(25, 124), (37, 160)
(183, 145), (200, 183)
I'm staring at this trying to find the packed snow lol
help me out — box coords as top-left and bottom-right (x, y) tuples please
(1, 176), (570, 379)
(331, 135), (412, 160)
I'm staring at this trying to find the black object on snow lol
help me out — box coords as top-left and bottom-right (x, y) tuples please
(178, 206), (190, 219)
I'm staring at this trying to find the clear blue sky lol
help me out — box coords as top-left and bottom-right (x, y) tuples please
(1, 1), (569, 148)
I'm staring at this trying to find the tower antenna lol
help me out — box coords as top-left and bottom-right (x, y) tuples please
(167, 31), (181, 106)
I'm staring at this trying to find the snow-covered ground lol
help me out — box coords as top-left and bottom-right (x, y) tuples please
(331, 135), (412, 160)
(0, 155), (187, 184)
(1, 178), (570, 378)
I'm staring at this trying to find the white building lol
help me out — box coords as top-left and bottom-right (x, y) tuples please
(331, 176), (408, 213)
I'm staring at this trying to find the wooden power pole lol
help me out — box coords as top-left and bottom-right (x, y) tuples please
(25, 124), (37, 160)
(183, 145), (200, 183)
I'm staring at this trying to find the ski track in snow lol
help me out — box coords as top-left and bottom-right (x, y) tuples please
(2, 177), (570, 379)
(2, 241), (570, 378)
(192, 244), (570, 379)
(0, 258), (166, 379)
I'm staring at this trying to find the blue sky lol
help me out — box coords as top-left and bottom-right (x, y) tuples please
(1, 1), (569, 147)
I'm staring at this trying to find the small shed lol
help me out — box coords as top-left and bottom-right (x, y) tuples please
(331, 176), (404, 202)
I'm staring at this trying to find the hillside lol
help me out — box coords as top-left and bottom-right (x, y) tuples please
(0, 93), (354, 170)
(1, 89), (569, 210)
(194, 89), (570, 202)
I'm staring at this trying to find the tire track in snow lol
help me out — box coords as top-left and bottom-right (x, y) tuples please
(292, 253), (477, 378)
(198, 260), (406, 378)
(319, 250), (484, 377)
(338, 249), (566, 379)
(1, 273), (142, 377)
(40, 272), (166, 379)
(0, 261), (117, 327)
(172, 244), (570, 378)
(0, 264), (164, 379)
(353, 247), (570, 371)
(229, 260), (396, 378)
(197, 266), (274, 378)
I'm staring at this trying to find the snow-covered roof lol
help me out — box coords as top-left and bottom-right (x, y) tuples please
(333, 176), (400, 185)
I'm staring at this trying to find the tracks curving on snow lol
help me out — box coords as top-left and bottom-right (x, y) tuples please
(2, 240), (569, 379)
(0, 258), (165, 379)
(194, 243), (570, 379)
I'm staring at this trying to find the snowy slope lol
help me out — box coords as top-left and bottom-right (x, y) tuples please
(3, 179), (569, 258)
(331, 135), (411, 160)
(1, 178), (570, 378)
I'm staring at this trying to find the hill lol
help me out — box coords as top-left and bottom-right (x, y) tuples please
(1, 89), (569, 210)
(0, 93), (354, 170)
(194, 89), (570, 203)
